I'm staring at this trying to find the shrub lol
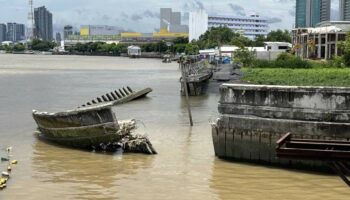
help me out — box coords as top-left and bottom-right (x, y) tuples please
(251, 55), (311, 68)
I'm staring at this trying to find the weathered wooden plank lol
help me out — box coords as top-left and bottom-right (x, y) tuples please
(212, 125), (219, 156)
(225, 128), (234, 158)
(217, 127), (226, 158)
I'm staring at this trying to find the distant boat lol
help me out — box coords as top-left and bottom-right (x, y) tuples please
(33, 103), (123, 149)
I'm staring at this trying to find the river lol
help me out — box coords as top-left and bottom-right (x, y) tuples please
(0, 54), (349, 200)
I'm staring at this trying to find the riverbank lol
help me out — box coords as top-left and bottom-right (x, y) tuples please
(242, 67), (350, 87)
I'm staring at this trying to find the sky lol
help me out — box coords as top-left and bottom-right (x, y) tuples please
(0, 0), (341, 33)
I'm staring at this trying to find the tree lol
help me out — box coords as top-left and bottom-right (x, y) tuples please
(339, 32), (350, 67)
(234, 47), (256, 67)
(185, 43), (199, 55)
(31, 39), (56, 51)
(266, 29), (292, 43)
(13, 43), (25, 52)
(253, 35), (266, 47)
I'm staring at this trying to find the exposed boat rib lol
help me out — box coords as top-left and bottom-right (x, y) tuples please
(80, 87), (152, 108)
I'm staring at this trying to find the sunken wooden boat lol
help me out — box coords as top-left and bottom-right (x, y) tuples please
(32, 103), (124, 149)
(80, 86), (152, 108)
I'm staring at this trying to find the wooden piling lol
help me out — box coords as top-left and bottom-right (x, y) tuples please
(181, 63), (193, 126)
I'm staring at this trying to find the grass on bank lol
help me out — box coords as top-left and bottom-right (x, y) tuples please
(242, 67), (350, 87)
(235, 51), (350, 87)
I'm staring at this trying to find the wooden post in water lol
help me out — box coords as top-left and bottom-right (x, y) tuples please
(181, 62), (194, 126)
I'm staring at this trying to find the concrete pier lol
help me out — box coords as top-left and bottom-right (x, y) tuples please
(212, 84), (350, 171)
(180, 60), (212, 96)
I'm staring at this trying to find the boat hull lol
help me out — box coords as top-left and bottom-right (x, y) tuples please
(33, 104), (121, 149)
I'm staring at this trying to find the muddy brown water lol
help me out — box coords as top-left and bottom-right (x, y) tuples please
(0, 54), (349, 200)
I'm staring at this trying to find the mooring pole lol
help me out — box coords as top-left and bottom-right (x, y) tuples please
(181, 62), (193, 126)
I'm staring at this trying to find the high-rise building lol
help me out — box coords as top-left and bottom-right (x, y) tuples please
(160, 8), (188, 33)
(340, 0), (350, 21)
(0, 24), (6, 42)
(295, 0), (330, 28)
(63, 25), (73, 39)
(16, 24), (25, 41)
(6, 23), (25, 42)
(55, 32), (61, 43)
(34, 6), (53, 41)
(189, 10), (208, 42)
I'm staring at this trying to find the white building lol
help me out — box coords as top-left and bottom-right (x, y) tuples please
(127, 45), (141, 57)
(189, 10), (269, 41)
(189, 10), (208, 42)
(264, 42), (292, 51)
(208, 14), (268, 39)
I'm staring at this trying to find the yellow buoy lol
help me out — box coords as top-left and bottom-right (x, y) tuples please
(0, 178), (6, 185)
(11, 160), (18, 165)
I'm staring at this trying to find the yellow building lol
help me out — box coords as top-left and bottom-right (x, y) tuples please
(121, 32), (142, 38)
(153, 28), (188, 38)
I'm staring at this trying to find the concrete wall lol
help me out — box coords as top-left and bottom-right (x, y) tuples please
(212, 84), (350, 171)
(255, 51), (283, 60)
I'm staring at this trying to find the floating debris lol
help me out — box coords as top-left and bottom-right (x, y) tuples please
(1, 172), (9, 178)
(0, 147), (18, 191)
(92, 119), (157, 154)
(0, 183), (6, 190)
(120, 134), (157, 155)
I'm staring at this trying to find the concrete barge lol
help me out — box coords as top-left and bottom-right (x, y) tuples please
(212, 84), (350, 171)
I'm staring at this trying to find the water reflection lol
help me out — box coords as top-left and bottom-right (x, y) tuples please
(32, 140), (155, 199)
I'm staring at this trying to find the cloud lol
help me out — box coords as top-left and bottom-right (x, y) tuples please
(194, 0), (204, 9)
(143, 10), (159, 18)
(131, 14), (142, 21)
(102, 14), (110, 21)
(121, 12), (128, 19)
(267, 17), (282, 24)
(228, 3), (246, 16)
(182, 0), (205, 11)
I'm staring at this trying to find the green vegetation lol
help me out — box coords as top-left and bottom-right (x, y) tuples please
(239, 52), (350, 86)
(192, 27), (291, 49)
(0, 43), (26, 52)
(66, 42), (128, 55)
(237, 31), (350, 87)
(31, 39), (56, 51)
(242, 68), (350, 87)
